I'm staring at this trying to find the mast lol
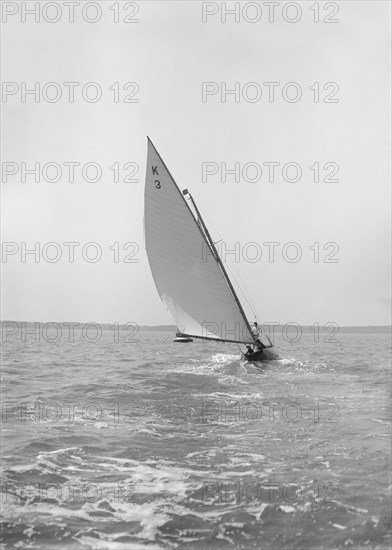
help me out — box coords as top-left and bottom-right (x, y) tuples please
(186, 192), (256, 342)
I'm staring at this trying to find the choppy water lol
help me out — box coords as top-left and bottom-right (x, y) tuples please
(1, 327), (391, 549)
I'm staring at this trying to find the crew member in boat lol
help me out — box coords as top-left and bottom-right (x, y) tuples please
(245, 345), (254, 358)
(251, 322), (263, 351)
(256, 337), (274, 351)
(255, 339), (265, 350)
(251, 322), (274, 350)
(252, 322), (261, 339)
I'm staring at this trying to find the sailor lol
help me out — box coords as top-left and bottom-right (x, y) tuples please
(244, 345), (254, 357)
(259, 336), (274, 350)
(255, 339), (265, 350)
(252, 322), (261, 339)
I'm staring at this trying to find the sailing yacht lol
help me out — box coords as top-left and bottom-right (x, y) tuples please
(144, 137), (277, 362)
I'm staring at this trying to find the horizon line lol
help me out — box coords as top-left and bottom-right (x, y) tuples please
(1, 320), (391, 329)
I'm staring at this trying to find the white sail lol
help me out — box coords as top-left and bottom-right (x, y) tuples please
(144, 138), (254, 344)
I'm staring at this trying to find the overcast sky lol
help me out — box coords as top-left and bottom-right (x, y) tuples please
(1, 1), (390, 326)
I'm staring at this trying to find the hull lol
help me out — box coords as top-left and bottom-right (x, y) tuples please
(244, 347), (278, 362)
(173, 336), (193, 342)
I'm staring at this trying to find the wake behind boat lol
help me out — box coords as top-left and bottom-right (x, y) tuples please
(144, 137), (277, 362)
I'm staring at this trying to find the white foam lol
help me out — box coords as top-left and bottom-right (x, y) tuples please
(247, 503), (269, 521)
(79, 536), (163, 549)
(210, 353), (240, 363)
(280, 505), (296, 513)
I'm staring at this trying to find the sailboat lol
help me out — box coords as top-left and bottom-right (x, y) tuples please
(144, 137), (277, 362)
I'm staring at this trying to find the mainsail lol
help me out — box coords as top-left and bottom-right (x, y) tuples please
(144, 138), (254, 344)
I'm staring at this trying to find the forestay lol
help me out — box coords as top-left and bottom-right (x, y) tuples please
(144, 138), (254, 344)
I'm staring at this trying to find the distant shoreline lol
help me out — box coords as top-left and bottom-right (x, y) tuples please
(1, 321), (391, 334)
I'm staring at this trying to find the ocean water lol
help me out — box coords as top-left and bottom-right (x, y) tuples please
(1, 327), (391, 550)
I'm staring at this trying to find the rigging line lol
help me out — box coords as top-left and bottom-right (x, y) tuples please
(200, 209), (259, 319)
(225, 264), (258, 319)
(187, 192), (254, 339)
(202, 213), (258, 319)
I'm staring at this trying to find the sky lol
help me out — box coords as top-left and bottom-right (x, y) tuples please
(1, 0), (391, 326)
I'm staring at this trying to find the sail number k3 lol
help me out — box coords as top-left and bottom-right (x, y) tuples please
(152, 166), (161, 189)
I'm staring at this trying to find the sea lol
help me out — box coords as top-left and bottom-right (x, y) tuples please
(1, 325), (391, 550)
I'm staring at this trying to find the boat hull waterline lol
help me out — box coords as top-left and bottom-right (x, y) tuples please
(244, 347), (279, 362)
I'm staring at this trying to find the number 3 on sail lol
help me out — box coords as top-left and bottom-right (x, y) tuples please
(144, 137), (278, 362)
